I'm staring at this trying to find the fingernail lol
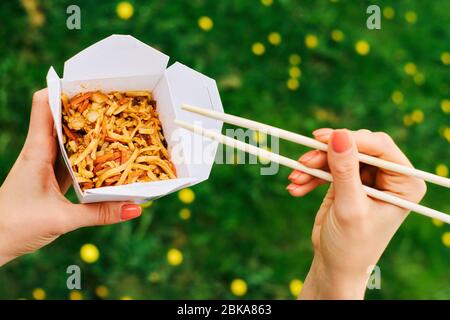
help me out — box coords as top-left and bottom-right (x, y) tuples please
(286, 184), (297, 191)
(299, 150), (317, 163)
(289, 171), (301, 180)
(121, 204), (142, 221)
(331, 130), (352, 153)
(313, 128), (333, 137)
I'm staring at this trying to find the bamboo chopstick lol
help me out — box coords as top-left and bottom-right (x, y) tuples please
(181, 104), (450, 189)
(174, 119), (450, 224)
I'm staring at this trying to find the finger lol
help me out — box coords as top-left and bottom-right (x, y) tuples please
(27, 88), (54, 145)
(288, 150), (328, 184)
(287, 179), (326, 197)
(327, 130), (367, 214)
(54, 154), (72, 194)
(63, 202), (142, 231)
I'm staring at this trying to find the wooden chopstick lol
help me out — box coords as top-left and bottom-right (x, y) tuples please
(174, 119), (450, 225)
(181, 104), (450, 189)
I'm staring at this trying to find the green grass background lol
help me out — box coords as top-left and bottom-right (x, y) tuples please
(0, 0), (449, 299)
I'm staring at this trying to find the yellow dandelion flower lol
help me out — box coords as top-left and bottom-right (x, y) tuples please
(441, 52), (450, 65)
(140, 201), (153, 209)
(261, 0), (273, 6)
(405, 11), (417, 24)
(120, 296), (133, 300)
(32, 288), (46, 300)
(289, 279), (303, 297)
(432, 218), (444, 227)
(252, 42), (265, 56)
(253, 131), (267, 144)
(436, 164), (449, 177)
(444, 127), (450, 142)
(198, 16), (213, 31)
(289, 66), (301, 78)
(411, 110), (424, 123)
(305, 34), (318, 49)
(69, 290), (83, 300)
(442, 232), (450, 247)
(178, 188), (195, 204)
(179, 208), (191, 220)
(286, 78), (299, 91)
(116, 1), (134, 20)
(404, 62), (417, 76)
(383, 6), (395, 19)
(355, 40), (370, 56)
(80, 243), (100, 264)
(268, 32), (282, 46)
(148, 271), (161, 283)
(289, 54), (301, 65)
(441, 99), (450, 113)
(330, 29), (344, 42)
(403, 115), (413, 127)
(258, 146), (272, 165)
(95, 285), (109, 298)
(230, 278), (247, 297)
(167, 248), (183, 266)
(413, 72), (425, 85)
(391, 90), (404, 105)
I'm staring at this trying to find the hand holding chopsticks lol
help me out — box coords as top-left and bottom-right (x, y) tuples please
(176, 104), (450, 224)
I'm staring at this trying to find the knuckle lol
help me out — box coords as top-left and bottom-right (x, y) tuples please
(374, 132), (394, 145)
(331, 162), (357, 181)
(97, 203), (114, 225)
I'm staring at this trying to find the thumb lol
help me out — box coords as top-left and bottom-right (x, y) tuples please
(64, 202), (142, 231)
(327, 130), (367, 215)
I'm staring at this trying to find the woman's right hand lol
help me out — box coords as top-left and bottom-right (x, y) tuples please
(286, 129), (427, 299)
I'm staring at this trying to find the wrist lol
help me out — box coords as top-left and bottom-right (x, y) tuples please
(299, 256), (370, 300)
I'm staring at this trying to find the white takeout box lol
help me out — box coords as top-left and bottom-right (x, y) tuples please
(46, 35), (223, 203)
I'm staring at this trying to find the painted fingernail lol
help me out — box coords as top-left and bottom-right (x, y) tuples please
(299, 150), (317, 163)
(331, 130), (352, 153)
(289, 171), (301, 180)
(121, 204), (142, 221)
(313, 128), (333, 137)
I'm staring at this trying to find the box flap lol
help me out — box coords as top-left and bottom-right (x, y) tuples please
(165, 62), (224, 181)
(63, 35), (169, 81)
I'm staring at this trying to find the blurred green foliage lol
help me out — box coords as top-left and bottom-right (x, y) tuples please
(0, 0), (449, 300)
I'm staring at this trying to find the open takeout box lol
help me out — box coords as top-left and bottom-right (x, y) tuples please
(46, 35), (223, 203)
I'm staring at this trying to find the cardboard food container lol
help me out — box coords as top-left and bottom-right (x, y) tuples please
(46, 34), (223, 203)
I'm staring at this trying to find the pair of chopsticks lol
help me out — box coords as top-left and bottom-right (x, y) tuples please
(175, 104), (450, 224)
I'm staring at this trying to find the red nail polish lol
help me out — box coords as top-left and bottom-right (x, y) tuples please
(331, 131), (352, 153)
(121, 204), (142, 221)
(299, 150), (317, 163)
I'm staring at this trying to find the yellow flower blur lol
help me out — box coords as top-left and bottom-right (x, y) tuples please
(391, 90), (404, 105)
(355, 40), (370, 56)
(289, 66), (301, 78)
(32, 288), (46, 300)
(178, 188), (195, 204)
(80, 243), (100, 264)
(444, 127), (450, 142)
(179, 208), (191, 220)
(305, 34), (318, 49)
(252, 42), (266, 56)
(383, 6), (395, 19)
(442, 232), (450, 247)
(167, 248), (183, 266)
(413, 73), (425, 85)
(403, 115), (413, 127)
(405, 11), (417, 24)
(120, 296), (133, 300)
(289, 54), (301, 65)
(116, 2), (134, 20)
(441, 52), (450, 65)
(96, 285), (109, 298)
(436, 164), (449, 177)
(289, 278), (303, 297)
(268, 32), (282, 45)
(140, 200), (153, 209)
(286, 78), (299, 91)
(69, 290), (83, 300)
(253, 131), (267, 144)
(261, 0), (273, 6)
(441, 99), (450, 113)
(432, 218), (444, 227)
(148, 271), (161, 283)
(230, 278), (247, 296)
(404, 62), (417, 75)
(411, 110), (424, 123)
(330, 29), (344, 42)
(198, 16), (213, 31)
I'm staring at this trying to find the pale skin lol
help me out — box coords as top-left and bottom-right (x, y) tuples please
(0, 91), (427, 300)
(287, 128), (426, 299)
(0, 89), (142, 266)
